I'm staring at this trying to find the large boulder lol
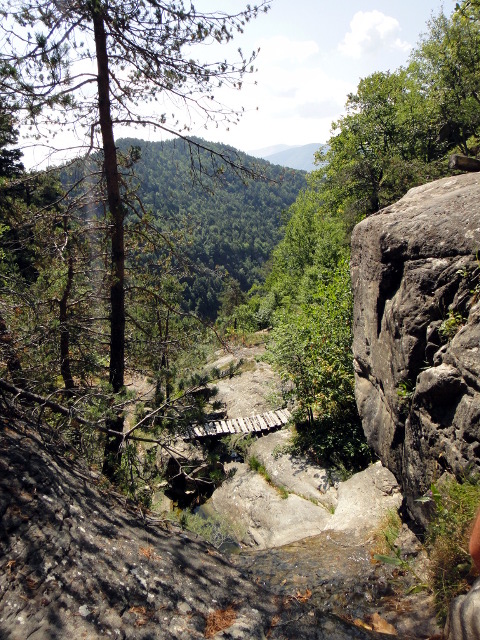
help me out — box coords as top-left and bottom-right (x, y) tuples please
(351, 173), (480, 525)
(249, 429), (340, 511)
(209, 431), (402, 549)
(209, 460), (333, 549)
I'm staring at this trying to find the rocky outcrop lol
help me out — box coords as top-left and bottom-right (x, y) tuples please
(210, 430), (402, 548)
(351, 173), (480, 525)
(1, 417), (382, 640)
(209, 460), (333, 548)
(249, 429), (340, 511)
(445, 577), (480, 640)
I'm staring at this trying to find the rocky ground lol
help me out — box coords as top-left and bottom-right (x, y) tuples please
(0, 340), (443, 638)
(206, 339), (284, 418)
(202, 341), (443, 639)
(0, 414), (383, 640)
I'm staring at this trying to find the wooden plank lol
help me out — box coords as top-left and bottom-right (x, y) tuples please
(252, 415), (263, 432)
(220, 420), (229, 434)
(237, 417), (249, 433)
(272, 411), (284, 426)
(269, 411), (282, 427)
(278, 409), (291, 423)
(232, 418), (241, 434)
(271, 411), (284, 426)
(184, 407), (292, 440)
(261, 412), (274, 428)
(204, 422), (214, 435)
(266, 411), (280, 427)
(255, 414), (268, 430)
(243, 417), (254, 433)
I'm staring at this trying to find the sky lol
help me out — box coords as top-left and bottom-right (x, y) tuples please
(196, 0), (458, 154)
(21, 0), (459, 167)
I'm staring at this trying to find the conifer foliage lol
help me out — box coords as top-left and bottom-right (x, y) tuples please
(0, 0), (270, 478)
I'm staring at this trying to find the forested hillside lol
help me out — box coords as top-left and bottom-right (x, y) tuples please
(232, 0), (480, 472)
(59, 138), (306, 319)
(115, 138), (306, 317)
(1, 0), (480, 511)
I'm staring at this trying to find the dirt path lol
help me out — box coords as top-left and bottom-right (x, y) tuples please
(207, 340), (285, 418)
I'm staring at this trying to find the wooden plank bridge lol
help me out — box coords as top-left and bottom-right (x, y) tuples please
(184, 408), (291, 440)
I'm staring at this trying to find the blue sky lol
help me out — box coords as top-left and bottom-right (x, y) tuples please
(22, 0), (459, 167)
(176, 0), (459, 153)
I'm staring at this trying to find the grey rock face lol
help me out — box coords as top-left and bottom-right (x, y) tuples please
(210, 460), (333, 549)
(351, 173), (480, 525)
(249, 429), (340, 510)
(210, 430), (401, 549)
(1, 420), (380, 640)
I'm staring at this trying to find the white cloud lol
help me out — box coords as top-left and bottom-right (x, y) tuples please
(338, 10), (411, 59)
(257, 35), (319, 64)
(296, 99), (342, 119)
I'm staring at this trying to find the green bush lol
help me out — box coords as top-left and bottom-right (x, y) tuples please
(424, 475), (480, 623)
(439, 310), (465, 341)
(267, 258), (373, 472)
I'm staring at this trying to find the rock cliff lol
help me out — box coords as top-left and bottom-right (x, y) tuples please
(351, 173), (480, 525)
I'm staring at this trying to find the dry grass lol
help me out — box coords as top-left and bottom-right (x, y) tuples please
(204, 605), (237, 638)
(425, 476), (480, 623)
(370, 509), (402, 560)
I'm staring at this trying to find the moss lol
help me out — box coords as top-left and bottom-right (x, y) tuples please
(248, 454), (289, 499)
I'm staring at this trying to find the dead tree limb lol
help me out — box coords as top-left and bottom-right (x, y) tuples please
(449, 154), (480, 172)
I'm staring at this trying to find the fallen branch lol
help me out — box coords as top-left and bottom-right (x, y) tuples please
(449, 154), (480, 172)
(0, 377), (91, 424)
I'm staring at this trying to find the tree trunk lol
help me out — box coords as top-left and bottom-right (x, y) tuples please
(448, 154), (480, 172)
(59, 234), (75, 395)
(0, 313), (23, 385)
(92, 6), (126, 479)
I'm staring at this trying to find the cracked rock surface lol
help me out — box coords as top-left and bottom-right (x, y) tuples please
(0, 416), (383, 640)
(351, 173), (480, 525)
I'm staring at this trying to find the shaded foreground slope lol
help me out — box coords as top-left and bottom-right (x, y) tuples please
(0, 416), (379, 640)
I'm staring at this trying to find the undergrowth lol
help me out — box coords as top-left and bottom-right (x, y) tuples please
(423, 475), (480, 624)
(372, 509), (427, 590)
(178, 510), (245, 550)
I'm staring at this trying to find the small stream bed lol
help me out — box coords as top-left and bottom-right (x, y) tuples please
(229, 530), (440, 638)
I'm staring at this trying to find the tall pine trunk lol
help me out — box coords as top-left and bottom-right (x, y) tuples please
(59, 218), (75, 395)
(92, 6), (126, 479)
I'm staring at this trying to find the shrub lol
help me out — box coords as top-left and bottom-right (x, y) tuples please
(424, 475), (480, 623)
(178, 510), (245, 549)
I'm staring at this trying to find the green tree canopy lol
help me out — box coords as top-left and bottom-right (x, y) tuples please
(0, 0), (270, 478)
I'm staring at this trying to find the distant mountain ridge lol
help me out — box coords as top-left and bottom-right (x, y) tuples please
(60, 137), (307, 318)
(249, 143), (326, 172)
